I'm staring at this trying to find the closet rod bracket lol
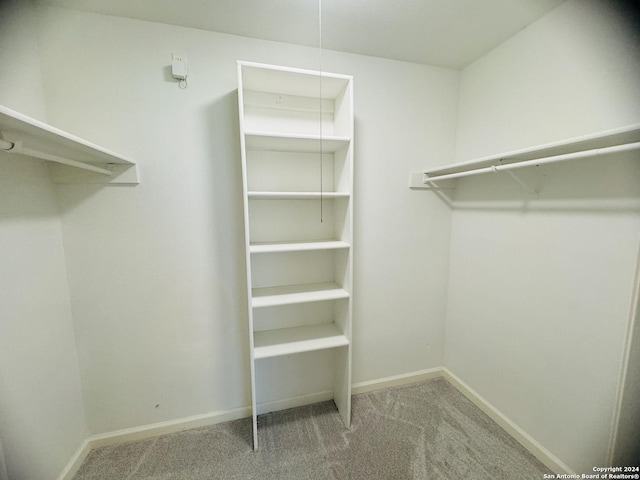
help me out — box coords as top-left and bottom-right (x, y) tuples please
(499, 167), (539, 196)
(408, 171), (455, 189)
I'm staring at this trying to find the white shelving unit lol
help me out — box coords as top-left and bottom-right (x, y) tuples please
(237, 61), (354, 450)
(0, 104), (138, 184)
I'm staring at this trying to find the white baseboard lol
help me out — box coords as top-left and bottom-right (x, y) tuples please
(89, 406), (252, 450)
(58, 367), (573, 479)
(352, 367), (444, 395)
(56, 439), (91, 480)
(57, 391), (335, 479)
(57, 406), (250, 480)
(442, 367), (574, 476)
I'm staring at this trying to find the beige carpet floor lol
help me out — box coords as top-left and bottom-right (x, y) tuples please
(73, 377), (553, 479)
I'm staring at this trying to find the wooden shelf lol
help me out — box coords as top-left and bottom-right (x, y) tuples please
(250, 240), (349, 254)
(252, 282), (349, 308)
(0, 104), (139, 184)
(254, 323), (349, 359)
(248, 191), (350, 200)
(245, 131), (350, 153)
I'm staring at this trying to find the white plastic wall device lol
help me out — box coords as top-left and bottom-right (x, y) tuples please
(171, 53), (188, 88)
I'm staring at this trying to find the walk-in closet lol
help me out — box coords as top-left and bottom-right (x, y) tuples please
(1, 1), (638, 479)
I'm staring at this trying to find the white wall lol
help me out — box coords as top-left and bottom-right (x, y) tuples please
(454, 0), (640, 161)
(0, 3), (89, 479)
(613, 250), (640, 465)
(0, 0), (47, 119)
(33, 7), (458, 434)
(0, 158), (89, 480)
(447, 0), (640, 474)
(0, 439), (7, 480)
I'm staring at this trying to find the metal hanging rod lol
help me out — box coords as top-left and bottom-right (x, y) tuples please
(422, 141), (640, 184)
(0, 138), (114, 176)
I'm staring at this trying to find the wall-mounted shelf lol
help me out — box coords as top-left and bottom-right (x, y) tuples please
(0, 105), (139, 184)
(410, 123), (640, 190)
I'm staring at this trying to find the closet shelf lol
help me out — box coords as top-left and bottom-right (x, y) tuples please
(254, 323), (349, 359)
(243, 90), (335, 115)
(239, 61), (352, 99)
(248, 191), (350, 199)
(245, 131), (350, 153)
(0, 104), (139, 184)
(252, 282), (349, 308)
(410, 123), (640, 188)
(250, 240), (350, 254)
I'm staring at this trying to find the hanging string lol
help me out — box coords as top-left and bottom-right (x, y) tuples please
(318, 0), (324, 223)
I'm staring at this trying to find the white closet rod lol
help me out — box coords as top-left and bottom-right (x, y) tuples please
(0, 138), (114, 175)
(423, 141), (640, 184)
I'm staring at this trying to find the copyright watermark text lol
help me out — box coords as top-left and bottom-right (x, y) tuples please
(543, 467), (639, 479)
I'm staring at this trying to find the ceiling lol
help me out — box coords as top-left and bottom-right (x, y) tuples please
(33, 0), (565, 69)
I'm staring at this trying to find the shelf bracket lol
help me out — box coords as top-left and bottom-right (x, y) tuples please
(1, 139), (115, 176)
(497, 167), (539, 196)
(408, 171), (456, 189)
